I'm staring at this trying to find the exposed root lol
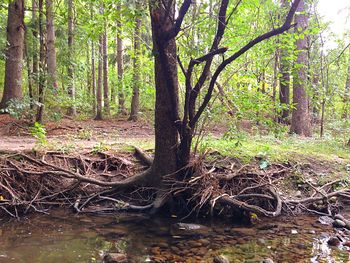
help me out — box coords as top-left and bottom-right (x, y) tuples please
(0, 150), (349, 219)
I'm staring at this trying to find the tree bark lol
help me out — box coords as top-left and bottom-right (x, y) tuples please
(129, 1), (142, 122)
(343, 64), (350, 118)
(67, 0), (76, 116)
(102, 26), (110, 116)
(36, 0), (45, 123)
(278, 0), (290, 123)
(290, 0), (311, 136)
(32, 0), (38, 101)
(116, 3), (126, 115)
(0, 0), (25, 110)
(46, 0), (58, 90)
(149, 0), (180, 184)
(95, 36), (103, 120)
(90, 4), (96, 115)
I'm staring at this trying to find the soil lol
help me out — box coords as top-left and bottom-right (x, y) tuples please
(0, 114), (227, 152)
(0, 114), (154, 152)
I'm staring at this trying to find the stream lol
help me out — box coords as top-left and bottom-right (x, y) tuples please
(0, 209), (349, 262)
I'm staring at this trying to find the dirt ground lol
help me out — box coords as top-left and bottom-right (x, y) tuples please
(0, 114), (226, 152)
(0, 114), (154, 152)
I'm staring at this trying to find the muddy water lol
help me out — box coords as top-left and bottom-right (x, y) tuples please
(0, 210), (349, 263)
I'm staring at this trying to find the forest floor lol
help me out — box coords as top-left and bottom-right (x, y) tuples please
(0, 113), (349, 220)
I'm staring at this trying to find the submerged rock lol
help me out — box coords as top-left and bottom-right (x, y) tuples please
(333, 219), (347, 228)
(170, 223), (210, 237)
(318, 216), (334, 226)
(103, 253), (128, 263)
(213, 255), (230, 263)
(262, 258), (275, 263)
(327, 237), (341, 247)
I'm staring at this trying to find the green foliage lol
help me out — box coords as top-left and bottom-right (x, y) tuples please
(29, 122), (48, 146)
(0, 98), (36, 120)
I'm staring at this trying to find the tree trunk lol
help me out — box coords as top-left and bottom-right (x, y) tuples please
(32, 0), (38, 101)
(343, 64), (350, 118)
(290, 0), (311, 136)
(149, 0), (180, 184)
(116, 3), (126, 115)
(0, 0), (25, 110)
(90, 4), (96, 115)
(36, 0), (45, 123)
(129, 1), (142, 122)
(278, 0), (290, 123)
(102, 26), (110, 116)
(67, 0), (76, 116)
(91, 40), (96, 115)
(24, 27), (34, 110)
(46, 0), (58, 90)
(95, 35), (103, 120)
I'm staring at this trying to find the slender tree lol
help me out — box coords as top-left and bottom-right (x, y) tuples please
(46, 0), (58, 90)
(129, 1), (142, 121)
(116, 3), (126, 115)
(278, 0), (291, 123)
(290, 0), (312, 136)
(343, 60), (350, 118)
(0, 0), (25, 110)
(102, 22), (110, 116)
(36, 0), (45, 122)
(95, 35), (103, 120)
(67, 0), (76, 116)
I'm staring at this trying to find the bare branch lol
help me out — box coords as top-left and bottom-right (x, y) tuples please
(190, 0), (301, 127)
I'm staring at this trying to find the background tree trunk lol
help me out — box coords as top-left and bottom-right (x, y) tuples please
(102, 26), (110, 116)
(290, 0), (311, 136)
(278, 0), (290, 123)
(0, 0), (25, 110)
(129, 1), (142, 122)
(67, 0), (76, 116)
(343, 64), (350, 118)
(32, 0), (38, 102)
(46, 0), (58, 90)
(95, 36), (103, 120)
(36, 0), (45, 123)
(116, 3), (126, 115)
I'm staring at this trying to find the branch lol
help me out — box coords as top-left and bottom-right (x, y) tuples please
(164, 0), (192, 41)
(190, 0), (301, 127)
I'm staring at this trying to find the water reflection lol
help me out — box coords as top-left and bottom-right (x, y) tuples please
(0, 210), (348, 262)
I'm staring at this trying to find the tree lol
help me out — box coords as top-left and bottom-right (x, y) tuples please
(46, 0), (58, 90)
(278, 0), (291, 123)
(102, 25), (110, 116)
(95, 35), (103, 120)
(116, 3), (126, 115)
(129, 1), (142, 121)
(36, 0), (45, 123)
(290, 0), (312, 136)
(0, 0), (25, 110)
(133, 0), (301, 211)
(67, 0), (76, 116)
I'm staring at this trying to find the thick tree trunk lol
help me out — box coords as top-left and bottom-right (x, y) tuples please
(129, 2), (142, 122)
(290, 0), (311, 136)
(102, 28), (110, 116)
(95, 36), (103, 120)
(149, 0), (180, 184)
(67, 0), (76, 116)
(0, 0), (25, 110)
(36, 0), (45, 123)
(116, 3), (126, 115)
(46, 0), (58, 90)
